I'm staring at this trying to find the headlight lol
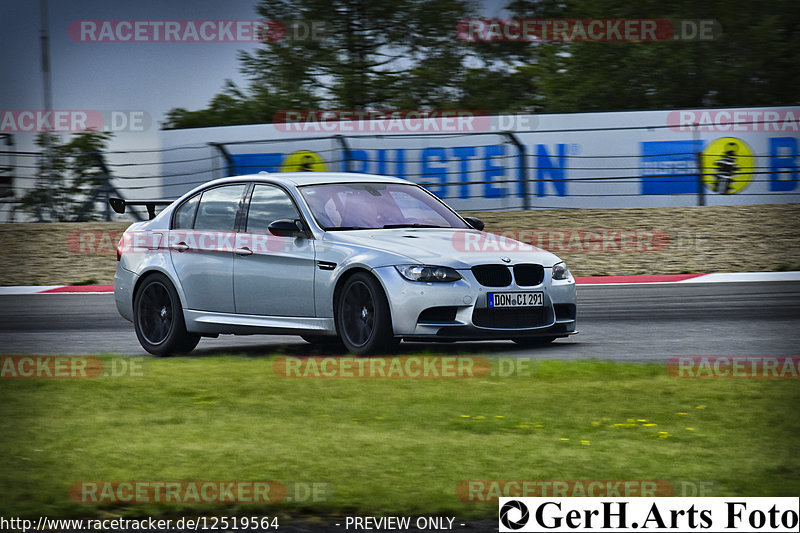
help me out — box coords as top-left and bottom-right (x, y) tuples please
(552, 261), (571, 280)
(395, 265), (462, 282)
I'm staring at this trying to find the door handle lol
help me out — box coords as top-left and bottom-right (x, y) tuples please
(234, 247), (253, 256)
(171, 242), (189, 252)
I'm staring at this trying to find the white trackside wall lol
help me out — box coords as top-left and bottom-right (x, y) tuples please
(158, 106), (800, 211)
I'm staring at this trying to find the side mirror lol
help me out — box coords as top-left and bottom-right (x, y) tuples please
(463, 216), (484, 231)
(268, 219), (307, 238)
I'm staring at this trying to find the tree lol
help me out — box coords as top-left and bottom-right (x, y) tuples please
(503, 0), (800, 112)
(164, 0), (487, 129)
(164, 0), (799, 128)
(20, 131), (114, 222)
(241, 0), (483, 109)
(163, 81), (284, 129)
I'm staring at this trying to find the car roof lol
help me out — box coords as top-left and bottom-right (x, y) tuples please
(204, 172), (411, 188)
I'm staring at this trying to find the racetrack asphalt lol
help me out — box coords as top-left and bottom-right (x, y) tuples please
(1, 281), (798, 360)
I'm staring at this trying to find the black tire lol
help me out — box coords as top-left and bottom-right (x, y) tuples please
(133, 273), (200, 356)
(512, 336), (557, 347)
(335, 272), (397, 355)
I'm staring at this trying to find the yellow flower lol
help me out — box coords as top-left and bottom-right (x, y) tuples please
(642, 423), (657, 427)
(637, 419), (647, 422)
(495, 415), (505, 419)
(685, 427), (695, 431)
(475, 415), (486, 420)
(560, 437), (570, 441)
(580, 440), (590, 446)
(676, 412), (688, 415)
(460, 414), (471, 418)
(535, 424), (544, 429)
(695, 405), (706, 410)
(591, 421), (601, 427)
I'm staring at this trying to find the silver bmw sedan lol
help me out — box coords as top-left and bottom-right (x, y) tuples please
(112, 172), (577, 355)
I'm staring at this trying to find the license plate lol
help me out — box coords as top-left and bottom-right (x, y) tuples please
(488, 292), (543, 308)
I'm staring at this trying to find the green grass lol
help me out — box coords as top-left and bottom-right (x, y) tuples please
(1, 355), (798, 519)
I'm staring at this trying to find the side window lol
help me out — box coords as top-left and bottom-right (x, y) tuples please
(246, 185), (300, 233)
(193, 184), (247, 231)
(173, 194), (200, 229)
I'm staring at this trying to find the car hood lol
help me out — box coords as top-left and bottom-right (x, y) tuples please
(323, 228), (563, 268)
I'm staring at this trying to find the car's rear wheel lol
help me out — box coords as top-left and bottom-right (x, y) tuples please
(512, 336), (557, 347)
(134, 273), (200, 356)
(335, 272), (397, 355)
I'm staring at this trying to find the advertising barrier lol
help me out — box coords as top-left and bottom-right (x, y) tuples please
(157, 106), (799, 211)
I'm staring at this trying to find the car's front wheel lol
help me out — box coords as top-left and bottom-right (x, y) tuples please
(133, 273), (200, 356)
(335, 272), (397, 355)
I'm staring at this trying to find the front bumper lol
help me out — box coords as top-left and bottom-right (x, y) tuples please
(373, 266), (577, 340)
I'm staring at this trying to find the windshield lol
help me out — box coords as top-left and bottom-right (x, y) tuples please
(299, 182), (468, 230)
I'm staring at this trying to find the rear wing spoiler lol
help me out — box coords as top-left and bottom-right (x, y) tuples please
(109, 197), (173, 220)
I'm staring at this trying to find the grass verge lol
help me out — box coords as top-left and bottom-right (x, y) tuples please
(1, 355), (798, 519)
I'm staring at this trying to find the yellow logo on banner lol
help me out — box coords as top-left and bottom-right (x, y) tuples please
(280, 150), (329, 172)
(700, 137), (755, 194)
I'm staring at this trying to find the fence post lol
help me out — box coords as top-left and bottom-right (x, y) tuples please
(208, 142), (234, 177)
(503, 131), (529, 210)
(694, 122), (705, 206)
(334, 135), (351, 172)
(74, 152), (144, 222)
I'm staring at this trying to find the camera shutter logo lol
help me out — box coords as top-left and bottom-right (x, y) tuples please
(499, 499), (530, 530)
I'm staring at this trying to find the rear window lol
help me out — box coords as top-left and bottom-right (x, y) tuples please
(173, 184), (247, 231)
(173, 194), (199, 229)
